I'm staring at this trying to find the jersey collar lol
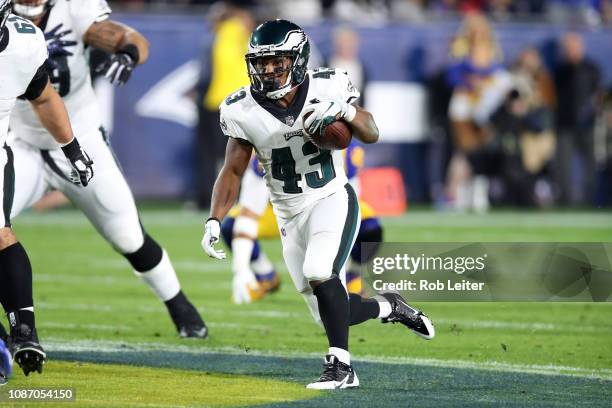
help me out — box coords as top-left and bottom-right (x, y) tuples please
(251, 76), (310, 127)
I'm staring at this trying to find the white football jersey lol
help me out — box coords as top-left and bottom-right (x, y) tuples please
(10, 0), (111, 149)
(220, 68), (360, 219)
(0, 14), (47, 146)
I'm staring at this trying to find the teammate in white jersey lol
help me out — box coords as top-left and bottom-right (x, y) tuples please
(202, 19), (435, 389)
(9, 0), (207, 338)
(0, 0), (94, 378)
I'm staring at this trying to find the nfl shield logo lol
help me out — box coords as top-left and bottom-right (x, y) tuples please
(284, 116), (295, 127)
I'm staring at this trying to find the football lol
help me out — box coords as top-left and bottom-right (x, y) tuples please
(303, 112), (352, 150)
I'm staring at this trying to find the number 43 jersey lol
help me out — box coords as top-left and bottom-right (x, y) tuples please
(10, 0), (111, 149)
(220, 68), (360, 219)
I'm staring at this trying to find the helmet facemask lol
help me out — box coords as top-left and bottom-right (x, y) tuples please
(246, 52), (296, 100)
(13, 0), (52, 20)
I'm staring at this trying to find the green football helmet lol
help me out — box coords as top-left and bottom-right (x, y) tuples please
(245, 19), (310, 100)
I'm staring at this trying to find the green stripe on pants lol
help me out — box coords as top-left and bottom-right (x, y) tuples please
(2, 144), (15, 228)
(333, 183), (359, 274)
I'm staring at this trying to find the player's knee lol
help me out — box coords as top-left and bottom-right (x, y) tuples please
(350, 218), (383, 264)
(122, 233), (163, 272)
(108, 229), (144, 254)
(233, 215), (258, 240)
(0, 228), (17, 250)
(303, 258), (334, 282)
(220, 217), (235, 246)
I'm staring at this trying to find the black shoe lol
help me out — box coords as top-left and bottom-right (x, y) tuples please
(166, 294), (208, 339)
(306, 354), (359, 390)
(380, 292), (435, 340)
(8, 324), (46, 376)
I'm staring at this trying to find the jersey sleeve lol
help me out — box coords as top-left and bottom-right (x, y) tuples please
(21, 64), (49, 100)
(70, 0), (112, 39)
(20, 26), (49, 100)
(334, 68), (360, 104)
(219, 105), (250, 143)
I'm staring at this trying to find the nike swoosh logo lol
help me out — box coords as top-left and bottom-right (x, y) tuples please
(334, 373), (350, 389)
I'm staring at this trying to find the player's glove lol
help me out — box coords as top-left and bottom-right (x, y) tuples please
(202, 218), (226, 260)
(95, 45), (138, 86)
(61, 137), (94, 187)
(45, 24), (77, 60)
(302, 98), (356, 137)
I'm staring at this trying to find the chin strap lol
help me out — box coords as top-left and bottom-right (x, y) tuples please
(265, 69), (295, 100)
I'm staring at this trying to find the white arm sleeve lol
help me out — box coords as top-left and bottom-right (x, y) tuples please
(71, 0), (112, 39)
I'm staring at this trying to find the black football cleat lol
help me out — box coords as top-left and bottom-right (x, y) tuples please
(8, 324), (46, 376)
(379, 292), (435, 340)
(306, 354), (359, 390)
(166, 294), (208, 339)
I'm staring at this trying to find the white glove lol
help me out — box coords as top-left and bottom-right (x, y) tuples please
(302, 98), (356, 137)
(232, 270), (262, 304)
(201, 218), (226, 259)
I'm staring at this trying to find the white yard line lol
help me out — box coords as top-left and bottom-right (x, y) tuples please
(35, 302), (608, 332)
(37, 301), (302, 319)
(42, 338), (612, 381)
(432, 318), (612, 333)
(41, 320), (269, 332)
(14, 209), (612, 229)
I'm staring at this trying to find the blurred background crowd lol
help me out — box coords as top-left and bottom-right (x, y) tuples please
(100, 1), (612, 212)
(111, 0), (612, 25)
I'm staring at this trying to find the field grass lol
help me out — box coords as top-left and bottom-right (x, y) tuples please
(2, 209), (611, 407)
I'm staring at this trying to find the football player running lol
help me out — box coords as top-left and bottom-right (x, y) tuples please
(202, 19), (434, 389)
(1, 0), (94, 377)
(9, 0), (207, 338)
(220, 143), (382, 303)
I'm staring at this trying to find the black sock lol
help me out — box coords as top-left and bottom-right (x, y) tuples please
(313, 277), (349, 351)
(164, 290), (187, 309)
(123, 233), (163, 272)
(0, 243), (34, 328)
(349, 294), (380, 326)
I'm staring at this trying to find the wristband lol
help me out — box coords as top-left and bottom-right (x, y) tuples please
(344, 104), (357, 122)
(118, 43), (139, 63)
(60, 137), (81, 158)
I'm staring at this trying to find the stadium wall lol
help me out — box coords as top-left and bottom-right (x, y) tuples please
(107, 13), (612, 201)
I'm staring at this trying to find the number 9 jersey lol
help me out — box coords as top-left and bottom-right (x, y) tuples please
(220, 68), (360, 220)
(9, 0), (111, 149)
(0, 13), (47, 145)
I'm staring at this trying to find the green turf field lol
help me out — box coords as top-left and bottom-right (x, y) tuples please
(2, 209), (611, 407)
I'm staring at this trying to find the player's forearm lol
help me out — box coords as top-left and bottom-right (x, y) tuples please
(349, 107), (379, 144)
(209, 169), (241, 221)
(84, 20), (149, 64)
(29, 82), (74, 145)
